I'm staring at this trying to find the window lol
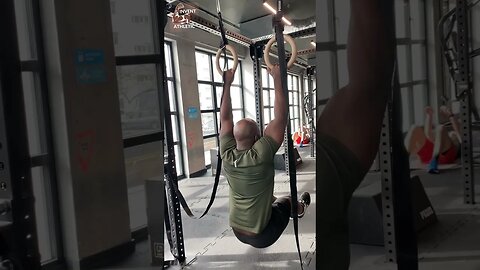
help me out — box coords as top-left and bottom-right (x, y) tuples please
(262, 67), (275, 127)
(195, 50), (244, 166)
(318, 0), (428, 132)
(10, 0), (64, 265)
(112, 2), (184, 177)
(304, 76), (317, 127)
(261, 68), (300, 132)
(110, 0), (185, 234)
(165, 42), (184, 177)
(288, 74), (301, 132)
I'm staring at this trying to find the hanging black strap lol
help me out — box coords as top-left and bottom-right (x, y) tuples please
(165, 162), (221, 219)
(217, 0), (230, 71)
(163, 1), (229, 219)
(272, 6), (303, 269)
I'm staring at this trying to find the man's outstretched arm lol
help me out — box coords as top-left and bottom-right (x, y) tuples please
(220, 69), (235, 137)
(264, 65), (288, 145)
(317, 0), (396, 170)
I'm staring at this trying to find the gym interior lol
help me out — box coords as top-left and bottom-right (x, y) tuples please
(0, 0), (479, 270)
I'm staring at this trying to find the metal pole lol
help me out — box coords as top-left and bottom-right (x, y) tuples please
(379, 1), (418, 268)
(380, 68), (419, 268)
(379, 111), (398, 263)
(151, 0), (185, 265)
(274, 0), (302, 267)
(307, 67), (315, 157)
(404, 0), (415, 127)
(455, 0), (475, 204)
(251, 44), (265, 135)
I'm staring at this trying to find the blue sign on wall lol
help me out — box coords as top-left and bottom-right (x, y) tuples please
(187, 106), (199, 119)
(75, 49), (107, 84)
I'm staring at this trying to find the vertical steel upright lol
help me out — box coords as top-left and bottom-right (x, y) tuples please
(0, 0), (42, 268)
(273, 0), (303, 267)
(251, 44), (265, 135)
(379, 1), (418, 268)
(455, 0), (475, 204)
(404, 0), (415, 126)
(379, 74), (419, 269)
(306, 66), (315, 157)
(154, 0), (186, 265)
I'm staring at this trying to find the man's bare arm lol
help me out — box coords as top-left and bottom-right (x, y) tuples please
(264, 65), (288, 145)
(220, 69), (235, 137)
(317, 0), (395, 170)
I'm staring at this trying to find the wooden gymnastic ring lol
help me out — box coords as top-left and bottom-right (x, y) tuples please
(263, 34), (297, 70)
(215, 44), (239, 75)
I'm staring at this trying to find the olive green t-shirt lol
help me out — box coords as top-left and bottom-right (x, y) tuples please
(220, 134), (281, 234)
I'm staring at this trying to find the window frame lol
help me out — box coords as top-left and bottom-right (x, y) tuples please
(261, 68), (301, 132)
(195, 49), (245, 167)
(317, 0), (429, 130)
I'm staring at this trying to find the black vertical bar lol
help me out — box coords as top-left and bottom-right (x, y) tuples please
(275, 0), (296, 199)
(274, 0), (302, 267)
(306, 67), (315, 157)
(455, 0), (475, 204)
(251, 44), (264, 135)
(0, 0), (42, 269)
(404, 0), (415, 126)
(391, 65), (419, 268)
(381, 67), (418, 268)
(154, 0), (185, 264)
(379, 1), (418, 267)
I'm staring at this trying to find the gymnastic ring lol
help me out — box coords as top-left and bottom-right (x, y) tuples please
(215, 44), (239, 75)
(264, 34), (297, 70)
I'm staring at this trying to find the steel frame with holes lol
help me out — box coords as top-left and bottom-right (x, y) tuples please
(152, 0), (186, 266)
(379, 0), (422, 268)
(251, 44), (265, 135)
(455, 0), (475, 204)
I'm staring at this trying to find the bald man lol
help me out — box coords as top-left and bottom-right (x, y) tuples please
(219, 66), (310, 248)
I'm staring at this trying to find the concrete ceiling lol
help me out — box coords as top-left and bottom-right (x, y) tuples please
(178, 0), (315, 28)
(169, 0), (316, 61)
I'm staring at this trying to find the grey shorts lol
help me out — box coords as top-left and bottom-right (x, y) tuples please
(233, 197), (291, 249)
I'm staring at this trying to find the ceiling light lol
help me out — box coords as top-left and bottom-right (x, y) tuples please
(282, 17), (292, 26)
(310, 40), (316, 47)
(263, 1), (292, 26)
(263, 2), (277, 14)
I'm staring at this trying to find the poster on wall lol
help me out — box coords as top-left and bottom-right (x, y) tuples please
(75, 49), (108, 84)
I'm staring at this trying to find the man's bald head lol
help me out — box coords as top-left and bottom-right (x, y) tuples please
(234, 118), (260, 149)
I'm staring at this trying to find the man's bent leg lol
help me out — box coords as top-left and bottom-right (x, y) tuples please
(317, 133), (366, 270)
(233, 197), (291, 248)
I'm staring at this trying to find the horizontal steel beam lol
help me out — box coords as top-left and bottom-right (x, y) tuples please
(189, 14), (253, 47)
(253, 26), (316, 44)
